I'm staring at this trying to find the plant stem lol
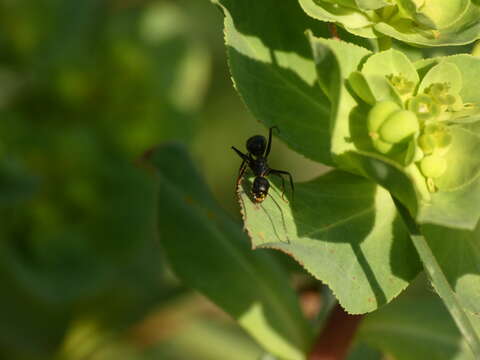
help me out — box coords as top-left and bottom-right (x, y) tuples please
(308, 303), (363, 360)
(328, 23), (340, 41)
(392, 196), (480, 356)
(314, 286), (338, 333)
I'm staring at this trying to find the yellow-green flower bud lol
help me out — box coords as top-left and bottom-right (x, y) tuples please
(367, 101), (401, 134)
(420, 123), (452, 155)
(435, 131), (452, 149)
(418, 134), (436, 155)
(420, 154), (447, 178)
(378, 110), (419, 144)
(373, 138), (394, 154)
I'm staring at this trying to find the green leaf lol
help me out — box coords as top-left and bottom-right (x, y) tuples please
(348, 71), (376, 105)
(411, 126), (480, 229)
(444, 55), (480, 104)
(239, 170), (421, 314)
(393, 197), (480, 356)
(354, 0), (389, 11)
(374, 4), (480, 46)
(424, 223), (480, 318)
(298, 0), (373, 29)
(307, 37), (370, 159)
(396, 0), (470, 30)
(417, 62), (462, 95)
(148, 144), (312, 360)
(361, 49), (419, 104)
(359, 296), (477, 360)
(216, 0), (334, 165)
(299, 0), (480, 46)
(395, 0), (435, 29)
(439, 55), (480, 123)
(418, 174), (480, 229)
(435, 127), (480, 191)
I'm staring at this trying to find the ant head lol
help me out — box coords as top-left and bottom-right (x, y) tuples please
(252, 176), (269, 203)
(246, 135), (266, 157)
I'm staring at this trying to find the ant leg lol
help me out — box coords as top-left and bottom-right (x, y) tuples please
(269, 169), (294, 202)
(232, 146), (250, 188)
(264, 126), (279, 158)
(236, 160), (248, 189)
(268, 172), (287, 202)
(231, 146), (250, 162)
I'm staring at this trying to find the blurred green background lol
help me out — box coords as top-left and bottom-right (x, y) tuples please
(0, 1), (323, 359)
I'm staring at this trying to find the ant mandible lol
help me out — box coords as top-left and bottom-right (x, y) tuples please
(232, 126), (294, 203)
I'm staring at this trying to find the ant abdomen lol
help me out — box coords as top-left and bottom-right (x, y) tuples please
(246, 135), (266, 156)
(252, 176), (269, 203)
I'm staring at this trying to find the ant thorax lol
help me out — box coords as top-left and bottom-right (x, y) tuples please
(249, 156), (269, 177)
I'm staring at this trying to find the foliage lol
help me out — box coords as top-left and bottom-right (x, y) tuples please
(206, 0), (480, 358)
(0, 1), (219, 359)
(299, 0), (480, 46)
(3, 0), (480, 359)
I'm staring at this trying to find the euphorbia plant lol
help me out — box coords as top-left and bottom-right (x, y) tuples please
(150, 0), (480, 359)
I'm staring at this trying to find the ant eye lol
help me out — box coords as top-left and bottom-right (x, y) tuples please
(246, 135), (266, 155)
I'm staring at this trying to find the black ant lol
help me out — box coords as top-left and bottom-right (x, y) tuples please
(232, 127), (294, 203)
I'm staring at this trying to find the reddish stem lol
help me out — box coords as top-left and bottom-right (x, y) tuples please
(328, 24), (340, 41)
(308, 304), (364, 360)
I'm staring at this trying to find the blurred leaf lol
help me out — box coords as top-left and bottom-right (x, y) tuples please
(215, 0), (334, 165)
(239, 170), (421, 314)
(359, 296), (476, 360)
(0, 272), (69, 360)
(0, 157), (38, 206)
(66, 306), (262, 360)
(154, 319), (262, 360)
(346, 342), (383, 360)
(149, 143), (313, 360)
(424, 223), (480, 318)
(0, 0), (216, 359)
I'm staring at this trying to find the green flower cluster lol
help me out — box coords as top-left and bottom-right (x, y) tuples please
(349, 50), (480, 193)
(299, 0), (480, 46)
(367, 97), (454, 192)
